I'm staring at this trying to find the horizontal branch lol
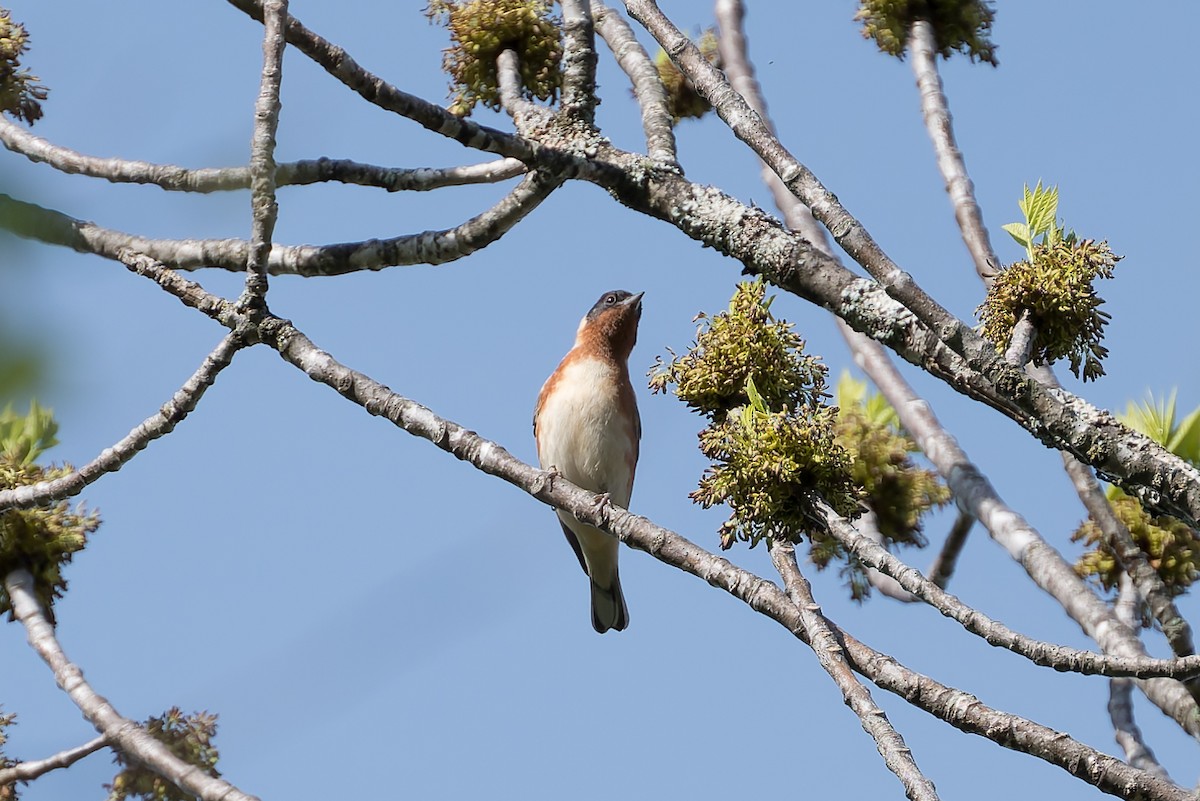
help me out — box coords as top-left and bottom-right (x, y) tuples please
(0, 116), (525, 192)
(0, 170), (558, 275)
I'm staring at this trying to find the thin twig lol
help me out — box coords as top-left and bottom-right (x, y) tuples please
(769, 541), (940, 801)
(0, 735), (108, 784)
(497, 50), (555, 127)
(6, 570), (260, 801)
(592, 0), (677, 167)
(908, 19), (998, 283)
(0, 329), (244, 512)
(927, 509), (973, 589)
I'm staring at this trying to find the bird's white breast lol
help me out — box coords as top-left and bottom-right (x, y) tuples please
(536, 356), (635, 507)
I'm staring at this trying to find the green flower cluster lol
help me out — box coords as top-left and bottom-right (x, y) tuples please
(653, 29), (721, 125)
(426, 0), (562, 116)
(106, 708), (221, 801)
(651, 280), (861, 550)
(1072, 493), (1199, 596)
(0, 7), (47, 124)
(855, 0), (997, 65)
(979, 237), (1120, 381)
(0, 403), (99, 625)
(806, 374), (950, 600)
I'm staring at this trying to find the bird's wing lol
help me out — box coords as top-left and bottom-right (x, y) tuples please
(559, 519), (590, 575)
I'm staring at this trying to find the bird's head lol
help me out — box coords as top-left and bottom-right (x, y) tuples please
(575, 290), (644, 360)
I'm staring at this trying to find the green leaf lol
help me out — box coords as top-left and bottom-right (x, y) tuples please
(1168, 403), (1200, 463)
(1121, 391), (1176, 447)
(1001, 222), (1030, 248)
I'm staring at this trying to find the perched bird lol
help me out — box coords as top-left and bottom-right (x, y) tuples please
(534, 290), (643, 633)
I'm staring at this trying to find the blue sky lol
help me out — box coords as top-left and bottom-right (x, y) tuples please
(2, 2), (1198, 799)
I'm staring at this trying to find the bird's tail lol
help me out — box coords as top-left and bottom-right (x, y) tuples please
(590, 572), (629, 634)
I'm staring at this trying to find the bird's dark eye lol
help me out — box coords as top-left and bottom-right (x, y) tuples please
(605, 294), (617, 305)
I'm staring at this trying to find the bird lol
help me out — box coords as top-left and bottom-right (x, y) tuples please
(534, 290), (643, 633)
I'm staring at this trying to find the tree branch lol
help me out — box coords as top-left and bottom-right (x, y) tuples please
(239, 0), (288, 305)
(0, 170), (558, 275)
(0, 329), (244, 512)
(5, 569), (260, 801)
(559, 0), (599, 122)
(926, 509), (973, 590)
(225, 0), (536, 161)
(1109, 576), (1173, 781)
(0, 118), (526, 191)
(908, 19), (998, 282)
(592, 0), (678, 167)
(769, 541), (940, 801)
(0, 735), (108, 785)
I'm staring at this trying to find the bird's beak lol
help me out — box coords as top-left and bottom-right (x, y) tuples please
(623, 291), (645, 308)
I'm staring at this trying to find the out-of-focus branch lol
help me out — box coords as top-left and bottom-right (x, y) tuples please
(927, 509), (973, 589)
(592, 0), (677, 167)
(0, 118), (526, 190)
(225, 0), (536, 162)
(908, 19), (998, 282)
(1109, 576), (1173, 781)
(5, 570), (260, 801)
(769, 541), (940, 801)
(0, 734), (108, 784)
(559, 0), (598, 121)
(0, 330), (244, 512)
(0, 171), (557, 275)
(240, 0), (288, 304)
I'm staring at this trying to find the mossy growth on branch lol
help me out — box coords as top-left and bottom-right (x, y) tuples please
(653, 29), (721, 125)
(650, 280), (861, 551)
(855, 0), (997, 65)
(821, 373), (950, 600)
(105, 708), (221, 801)
(425, 0), (562, 116)
(0, 402), (99, 625)
(1072, 392), (1200, 597)
(978, 182), (1122, 381)
(0, 7), (48, 124)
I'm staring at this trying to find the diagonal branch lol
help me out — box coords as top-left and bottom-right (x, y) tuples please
(225, 0), (536, 161)
(769, 541), (940, 801)
(0, 329), (244, 512)
(0, 734), (108, 785)
(591, 0), (678, 167)
(908, 19), (998, 282)
(6, 569), (260, 801)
